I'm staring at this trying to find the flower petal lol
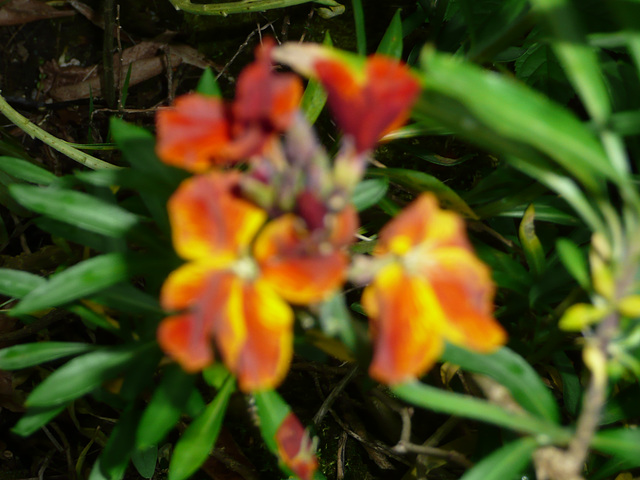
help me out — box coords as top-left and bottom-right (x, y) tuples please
(234, 38), (303, 133)
(362, 262), (445, 384)
(158, 271), (237, 372)
(210, 276), (293, 391)
(168, 171), (267, 262)
(376, 194), (470, 257)
(157, 313), (215, 372)
(155, 94), (231, 172)
(314, 54), (419, 152)
(254, 212), (355, 305)
(160, 261), (216, 311)
(425, 247), (506, 352)
(275, 413), (318, 480)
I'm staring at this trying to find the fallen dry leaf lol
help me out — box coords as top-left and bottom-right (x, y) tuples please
(42, 39), (220, 102)
(0, 0), (74, 26)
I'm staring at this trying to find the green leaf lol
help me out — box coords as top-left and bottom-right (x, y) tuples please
(253, 389), (291, 454)
(518, 204), (546, 276)
(442, 344), (560, 423)
(10, 253), (130, 315)
(168, 375), (235, 480)
(12, 405), (66, 436)
(556, 238), (590, 290)
(528, 0), (610, 125)
(459, 437), (537, 480)
(0, 342), (95, 370)
(0, 269), (46, 298)
(377, 9), (403, 59)
(131, 445), (157, 479)
(0, 156), (57, 185)
(416, 48), (615, 192)
(26, 343), (153, 407)
(592, 427), (640, 465)
(9, 184), (139, 238)
(137, 366), (197, 448)
(392, 382), (569, 441)
(367, 168), (477, 219)
(551, 351), (581, 416)
(352, 0), (366, 55)
(351, 177), (389, 211)
(300, 31), (332, 124)
(515, 40), (574, 105)
(196, 68), (221, 97)
(89, 406), (139, 480)
(318, 294), (358, 354)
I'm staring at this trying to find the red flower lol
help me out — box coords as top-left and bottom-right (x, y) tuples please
(362, 194), (506, 384)
(275, 413), (318, 480)
(158, 172), (356, 391)
(273, 44), (420, 152)
(156, 39), (302, 172)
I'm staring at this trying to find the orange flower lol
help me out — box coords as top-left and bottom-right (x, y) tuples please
(275, 413), (318, 480)
(273, 44), (420, 153)
(158, 172), (354, 391)
(362, 194), (506, 385)
(156, 39), (302, 172)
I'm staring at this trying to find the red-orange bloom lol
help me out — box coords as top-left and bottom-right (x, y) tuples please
(156, 39), (302, 172)
(362, 194), (506, 385)
(275, 413), (318, 480)
(158, 172), (355, 391)
(273, 44), (420, 153)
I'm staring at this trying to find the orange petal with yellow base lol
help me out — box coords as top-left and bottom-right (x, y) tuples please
(313, 54), (420, 152)
(375, 194), (470, 257)
(275, 413), (318, 480)
(168, 171), (267, 262)
(155, 94), (231, 172)
(157, 313), (215, 373)
(362, 262), (446, 385)
(424, 247), (506, 352)
(209, 276), (294, 391)
(254, 211), (356, 305)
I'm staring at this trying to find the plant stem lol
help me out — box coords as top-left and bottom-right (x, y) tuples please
(0, 93), (120, 170)
(168, 0), (343, 16)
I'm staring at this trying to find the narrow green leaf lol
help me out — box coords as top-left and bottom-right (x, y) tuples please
(318, 294), (358, 353)
(131, 445), (158, 479)
(300, 32), (332, 124)
(551, 351), (581, 416)
(556, 238), (590, 290)
(89, 406), (139, 480)
(392, 381), (569, 441)
(352, 0), (366, 55)
(137, 366), (197, 448)
(9, 184), (139, 238)
(11, 253), (130, 315)
(377, 9), (403, 59)
(0, 156), (57, 185)
(12, 405), (66, 436)
(0, 342), (95, 370)
(367, 168), (477, 219)
(592, 428), (640, 465)
(529, 0), (610, 125)
(442, 344), (560, 423)
(459, 437), (537, 480)
(168, 375), (235, 480)
(0, 269), (46, 298)
(416, 48), (615, 192)
(196, 68), (221, 97)
(26, 343), (153, 407)
(351, 177), (389, 211)
(518, 204), (546, 276)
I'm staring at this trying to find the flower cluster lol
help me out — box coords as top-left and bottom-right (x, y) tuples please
(154, 40), (506, 474)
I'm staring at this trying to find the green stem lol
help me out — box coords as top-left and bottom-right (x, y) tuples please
(168, 0), (343, 15)
(0, 93), (120, 170)
(392, 382), (572, 444)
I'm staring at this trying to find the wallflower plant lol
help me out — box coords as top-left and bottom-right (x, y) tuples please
(2, 3), (640, 480)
